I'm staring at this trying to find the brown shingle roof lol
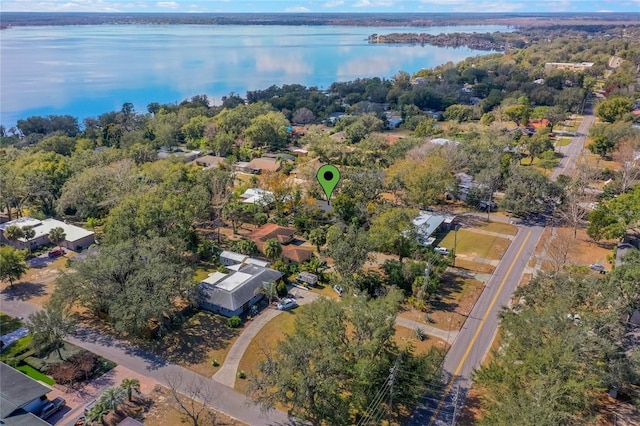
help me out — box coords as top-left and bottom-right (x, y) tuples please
(246, 157), (280, 173)
(248, 224), (296, 251)
(282, 246), (313, 263)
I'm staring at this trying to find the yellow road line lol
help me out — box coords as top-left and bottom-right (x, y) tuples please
(428, 231), (532, 425)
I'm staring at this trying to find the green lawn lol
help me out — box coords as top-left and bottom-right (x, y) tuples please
(554, 137), (571, 147)
(477, 222), (518, 236)
(0, 312), (24, 335)
(0, 336), (32, 361)
(16, 365), (56, 385)
(439, 229), (511, 261)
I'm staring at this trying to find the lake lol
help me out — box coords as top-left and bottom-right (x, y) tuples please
(0, 24), (510, 127)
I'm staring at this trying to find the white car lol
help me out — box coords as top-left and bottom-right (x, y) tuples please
(589, 263), (607, 273)
(434, 247), (450, 255)
(276, 298), (298, 311)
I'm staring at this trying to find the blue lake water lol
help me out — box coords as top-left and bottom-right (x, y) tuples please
(0, 24), (510, 126)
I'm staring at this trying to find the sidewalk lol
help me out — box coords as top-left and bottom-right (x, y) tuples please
(395, 316), (458, 345)
(0, 326), (28, 349)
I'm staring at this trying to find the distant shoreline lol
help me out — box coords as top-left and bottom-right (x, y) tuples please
(1, 12), (639, 29)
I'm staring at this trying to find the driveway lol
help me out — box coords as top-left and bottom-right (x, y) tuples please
(0, 326), (28, 349)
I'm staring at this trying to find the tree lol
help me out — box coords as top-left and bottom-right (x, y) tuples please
(263, 238), (282, 261)
(99, 386), (125, 415)
(557, 179), (591, 238)
(248, 291), (443, 425)
(85, 401), (109, 425)
(0, 246), (27, 288)
(255, 281), (279, 305)
(369, 208), (418, 262)
(503, 104), (531, 126)
(48, 227), (66, 251)
(612, 138), (640, 194)
(28, 303), (75, 359)
(444, 104), (474, 123)
(502, 165), (561, 217)
(596, 96), (634, 123)
(292, 107), (315, 125)
(244, 111), (289, 150)
(587, 186), (640, 241)
(235, 239), (258, 255)
(223, 200), (250, 234)
(4, 225), (25, 245)
(53, 237), (196, 337)
(544, 106), (567, 132)
(386, 155), (454, 207)
(119, 378), (141, 402)
(480, 112), (495, 126)
(326, 225), (370, 279)
(524, 133), (553, 164)
(308, 228), (326, 252)
(165, 373), (219, 426)
(22, 226), (36, 255)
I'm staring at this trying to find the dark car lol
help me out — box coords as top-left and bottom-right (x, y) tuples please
(48, 248), (65, 258)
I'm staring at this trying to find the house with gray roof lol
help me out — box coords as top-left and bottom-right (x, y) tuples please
(199, 264), (284, 317)
(0, 362), (52, 425)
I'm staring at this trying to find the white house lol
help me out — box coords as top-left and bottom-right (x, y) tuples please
(199, 264), (284, 317)
(238, 188), (275, 206)
(0, 217), (95, 252)
(413, 211), (455, 247)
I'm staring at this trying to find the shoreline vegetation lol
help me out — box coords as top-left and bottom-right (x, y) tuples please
(367, 32), (521, 51)
(1, 12), (639, 29)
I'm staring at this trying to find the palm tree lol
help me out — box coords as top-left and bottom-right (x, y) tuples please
(119, 378), (141, 402)
(236, 239), (258, 255)
(86, 217), (99, 242)
(255, 281), (279, 305)
(4, 225), (24, 247)
(22, 226), (35, 256)
(85, 401), (109, 425)
(99, 386), (125, 415)
(263, 238), (282, 261)
(48, 227), (66, 251)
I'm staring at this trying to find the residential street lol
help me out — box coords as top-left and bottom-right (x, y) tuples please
(0, 297), (295, 426)
(409, 105), (596, 425)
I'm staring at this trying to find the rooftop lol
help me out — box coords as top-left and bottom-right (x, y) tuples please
(246, 157), (281, 173)
(0, 217), (93, 243)
(0, 363), (51, 419)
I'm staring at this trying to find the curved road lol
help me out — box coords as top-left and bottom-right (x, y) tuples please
(409, 103), (595, 425)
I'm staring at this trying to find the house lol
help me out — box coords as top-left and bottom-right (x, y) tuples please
(219, 250), (270, 268)
(0, 362), (53, 425)
(157, 149), (199, 162)
(192, 155), (225, 169)
(238, 188), (275, 206)
(248, 224), (313, 263)
(616, 242), (638, 268)
(413, 211), (456, 247)
(199, 264), (284, 317)
(430, 138), (460, 146)
(327, 112), (345, 125)
(544, 62), (594, 73)
(455, 172), (474, 201)
(386, 117), (403, 129)
(0, 217), (95, 252)
(245, 157), (281, 174)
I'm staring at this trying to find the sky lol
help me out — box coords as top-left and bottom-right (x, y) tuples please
(1, 0), (639, 14)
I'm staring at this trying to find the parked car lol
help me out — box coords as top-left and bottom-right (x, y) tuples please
(277, 298), (297, 311)
(589, 263), (607, 274)
(434, 247), (450, 255)
(333, 285), (343, 297)
(48, 248), (65, 258)
(39, 397), (65, 420)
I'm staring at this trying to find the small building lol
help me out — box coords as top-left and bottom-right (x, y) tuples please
(235, 162), (258, 174)
(0, 217), (95, 252)
(157, 149), (199, 162)
(327, 112), (345, 125)
(199, 264), (284, 317)
(238, 188), (275, 206)
(296, 272), (318, 287)
(430, 138), (460, 146)
(192, 155), (225, 169)
(0, 362), (53, 425)
(219, 250), (249, 266)
(386, 117), (403, 129)
(413, 211), (456, 247)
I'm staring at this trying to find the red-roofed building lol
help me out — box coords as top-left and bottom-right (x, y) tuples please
(529, 119), (549, 129)
(247, 224), (312, 263)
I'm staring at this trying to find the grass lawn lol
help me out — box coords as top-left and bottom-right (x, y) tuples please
(554, 137), (572, 147)
(394, 325), (449, 353)
(0, 312), (24, 335)
(439, 230), (511, 261)
(0, 335), (32, 361)
(235, 307), (302, 393)
(476, 222), (518, 236)
(399, 274), (485, 333)
(16, 364), (56, 385)
(139, 310), (242, 377)
(453, 258), (496, 274)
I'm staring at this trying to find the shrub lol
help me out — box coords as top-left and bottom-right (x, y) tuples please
(276, 281), (288, 297)
(211, 359), (220, 367)
(237, 370), (246, 379)
(414, 327), (426, 341)
(227, 316), (242, 328)
(24, 356), (47, 372)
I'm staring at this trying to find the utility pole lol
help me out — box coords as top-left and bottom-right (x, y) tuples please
(451, 385), (460, 426)
(388, 353), (402, 425)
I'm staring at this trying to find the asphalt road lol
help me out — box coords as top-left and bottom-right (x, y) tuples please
(0, 297), (294, 426)
(409, 103), (597, 425)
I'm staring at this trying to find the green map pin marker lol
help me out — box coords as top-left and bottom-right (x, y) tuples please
(317, 164), (341, 203)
